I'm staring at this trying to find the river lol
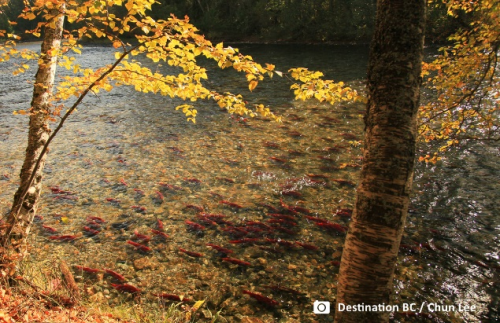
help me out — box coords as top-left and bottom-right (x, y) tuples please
(0, 42), (498, 322)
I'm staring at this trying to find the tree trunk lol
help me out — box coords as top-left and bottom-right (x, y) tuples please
(1, 9), (64, 257)
(334, 1), (425, 322)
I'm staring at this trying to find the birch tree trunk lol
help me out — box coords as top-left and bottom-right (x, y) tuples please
(1, 9), (65, 258)
(334, 1), (425, 322)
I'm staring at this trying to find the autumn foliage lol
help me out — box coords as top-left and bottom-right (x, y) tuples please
(0, 0), (357, 125)
(420, 0), (500, 162)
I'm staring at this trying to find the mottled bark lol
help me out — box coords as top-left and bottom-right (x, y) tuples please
(1, 9), (64, 255)
(334, 1), (425, 323)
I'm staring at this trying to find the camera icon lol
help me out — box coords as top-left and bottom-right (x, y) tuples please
(313, 300), (331, 314)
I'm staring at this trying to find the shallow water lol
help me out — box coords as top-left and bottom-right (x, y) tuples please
(0, 43), (498, 322)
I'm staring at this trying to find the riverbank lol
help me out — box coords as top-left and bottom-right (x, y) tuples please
(0, 273), (200, 323)
(0, 282), (124, 323)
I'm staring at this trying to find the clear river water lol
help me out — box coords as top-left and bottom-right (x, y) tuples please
(0, 42), (498, 322)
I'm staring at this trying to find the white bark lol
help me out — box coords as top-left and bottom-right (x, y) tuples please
(2, 8), (65, 253)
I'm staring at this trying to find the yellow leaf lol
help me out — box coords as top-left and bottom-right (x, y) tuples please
(249, 80), (258, 92)
(77, 6), (87, 15)
(125, 0), (133, 11)
(192, 300), (205, 311)
(25, 12), (36, 20)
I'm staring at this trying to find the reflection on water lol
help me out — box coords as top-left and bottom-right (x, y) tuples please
(403, 141), (500, 322)
(0, 43), (498, 322)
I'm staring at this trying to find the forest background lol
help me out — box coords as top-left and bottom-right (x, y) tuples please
(1, 0), (465, 44)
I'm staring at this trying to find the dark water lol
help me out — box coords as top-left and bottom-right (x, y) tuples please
(0, 43), (498, 322)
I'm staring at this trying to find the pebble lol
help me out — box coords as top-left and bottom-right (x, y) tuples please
(89, 292), (104, 302)
(133, 257), (158, 270)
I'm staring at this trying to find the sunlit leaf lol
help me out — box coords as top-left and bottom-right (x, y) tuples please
(249, 80), (258, 92)
(192, 300), (205, 311)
